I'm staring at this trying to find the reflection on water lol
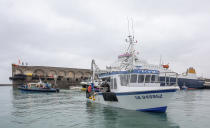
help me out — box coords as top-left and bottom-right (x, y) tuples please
(86, 102), (179, 128)
(11, 89), (86, 128)
(9, 88), (179, 128)
(1, 86), (210, 128)
(167, 90), (210, 128)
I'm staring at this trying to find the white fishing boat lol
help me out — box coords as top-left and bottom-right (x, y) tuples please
(86, 33), (179, 112)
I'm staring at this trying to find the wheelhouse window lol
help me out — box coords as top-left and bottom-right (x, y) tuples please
(151, 75), (156, 83)
(110, 78), (117, 89)
(130, 74), (137, 83)
(120, 75), (128, 86)
(155, 75), (159, 82)
(150, 75), (159, 83)
(138, 75), (144, 83)
(114, 78), (117, 89)
(145, 75), (151, 83)
(110, 78), (113, 89)
(102, 77), (110, 82)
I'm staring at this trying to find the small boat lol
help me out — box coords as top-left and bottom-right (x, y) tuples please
(80, 80), (100, 92)
(81, 84), (100, 92)
(80, 81), (90, 91)
(181, 85), (188, 90)
(18, 86), (59, 92)
(18, 82), (59, 93)
(204, 81), (210, 89)
(69, 86), (82, 90)
(81, 84), (88, 91)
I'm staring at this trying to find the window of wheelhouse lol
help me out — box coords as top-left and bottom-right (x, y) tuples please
(110, 78), (113, 89)
(151, 75), (156, 83)
(130, 74), (137, 83)
(156, 75), (159, 82)
(110, 77), (117, 89)
(151, 75), (159, 83)
(114, 78), (117, 89)
(102, 77), (110, 82)
(120, 75), (128, 86)
(145, 75), (151, 83)
(138, 75), (144, 83)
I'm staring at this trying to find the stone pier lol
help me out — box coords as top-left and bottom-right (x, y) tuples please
(10, 64), (91, 89)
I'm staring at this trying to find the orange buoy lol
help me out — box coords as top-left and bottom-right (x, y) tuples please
(162, 64), (169, 69)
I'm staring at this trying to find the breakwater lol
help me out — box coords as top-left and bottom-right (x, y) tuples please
(0, 84), (12, 86)
(9, 64), (91, 89)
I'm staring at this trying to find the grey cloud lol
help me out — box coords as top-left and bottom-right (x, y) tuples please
(0, 0), (210, 83)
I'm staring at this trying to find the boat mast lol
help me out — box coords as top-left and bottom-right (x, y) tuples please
(126, 19), (137, 70)
(91, 59), (95, 85)
(91, 59), (102, 86)
(117, 19), (138, 70)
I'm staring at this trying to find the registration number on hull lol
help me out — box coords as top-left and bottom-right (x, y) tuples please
(135, 94), (163, 99)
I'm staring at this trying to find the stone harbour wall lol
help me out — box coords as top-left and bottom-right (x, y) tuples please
(10, 64), (91, 89)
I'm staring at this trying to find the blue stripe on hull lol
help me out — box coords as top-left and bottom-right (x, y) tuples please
(98, 89), (177, 96)
(136, 106), (167, 113)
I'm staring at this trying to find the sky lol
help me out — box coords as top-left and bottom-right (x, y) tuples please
(0, 0), (210, 83)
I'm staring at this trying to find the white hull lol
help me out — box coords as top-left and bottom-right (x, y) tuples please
(88, 87), (178, 112)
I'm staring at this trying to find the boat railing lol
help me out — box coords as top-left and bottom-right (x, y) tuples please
(160, 72), (178, 86)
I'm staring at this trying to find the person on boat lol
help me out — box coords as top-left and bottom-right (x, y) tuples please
(28, 84), (31, 88)
(52, 84), (56, 88)
(36, 83), (39, 88)
(25, 84), (28, 89)
(100, 81), (110, 92)
(88, 85), (92, 93)
(86, 85), (92, 98)
(45, 83), (50, 89)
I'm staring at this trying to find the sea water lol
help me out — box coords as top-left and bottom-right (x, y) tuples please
(0, 86), (210, 128)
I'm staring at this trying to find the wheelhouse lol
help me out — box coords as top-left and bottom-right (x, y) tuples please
(98, 69), (161, 91)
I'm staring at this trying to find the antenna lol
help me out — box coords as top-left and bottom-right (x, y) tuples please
(131, 18), (135, 38)
(127, 17), (131, 36)
(159, 55), (162, 66)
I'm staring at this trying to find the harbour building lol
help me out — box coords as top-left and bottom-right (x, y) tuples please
(9, 64), (91, 89)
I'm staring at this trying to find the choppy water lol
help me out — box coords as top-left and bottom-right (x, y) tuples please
(0, 86), (210, 128)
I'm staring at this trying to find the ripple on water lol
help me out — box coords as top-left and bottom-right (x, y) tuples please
(1, 87), (210, 128)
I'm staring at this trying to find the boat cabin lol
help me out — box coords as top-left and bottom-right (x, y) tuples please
(98, 69), (165, 92)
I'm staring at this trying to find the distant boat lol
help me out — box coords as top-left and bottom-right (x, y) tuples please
(159, 67), (205, 89)
(69, 86), (82, 90)
(18, 81), (59, 93)
(204, 81), (210, 89)
(80, 80), (100, 92)
(181, 85), (188, 90)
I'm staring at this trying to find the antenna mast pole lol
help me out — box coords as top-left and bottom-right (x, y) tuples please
(126, 18), (137, 70)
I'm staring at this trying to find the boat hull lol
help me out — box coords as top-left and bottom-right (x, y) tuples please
(88, 88), (178, 112)
(81, 88), (86, 91)
(18, 87), (59, 93)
